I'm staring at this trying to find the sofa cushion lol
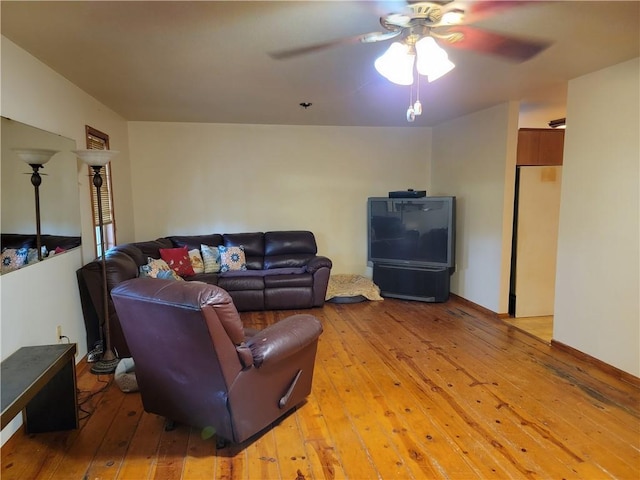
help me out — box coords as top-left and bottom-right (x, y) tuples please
(41, 234), (81, 252)
(263, 231), (318, 269)
(264, 231), (317, 256)
(218, 274), (264, 291)
(218, 245), (247, 272)
(108, 244), (147, 266)
(185, 272), (220, 284)
(131, 239), (174, 261)
(223, 233), (264, 269)
(1, 234), (36, 251)
(169, 234), (223, 251)
(160, 246), (196, 277)
(226, 289), (265, 311)
(103, 251), (141, 288)
(263, 253), (316, 270)
(264, 272), (313, 288)
(264, 288), (313, 310)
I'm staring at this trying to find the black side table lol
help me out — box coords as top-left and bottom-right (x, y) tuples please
(1, 343), (78, 433)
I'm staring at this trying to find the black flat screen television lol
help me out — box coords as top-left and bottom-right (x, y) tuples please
(367, 196), (456, 271)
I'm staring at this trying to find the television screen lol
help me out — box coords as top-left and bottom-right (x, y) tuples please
(368, 196), (456, 270)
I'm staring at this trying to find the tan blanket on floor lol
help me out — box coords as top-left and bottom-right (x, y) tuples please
(325, 274), (383, 301)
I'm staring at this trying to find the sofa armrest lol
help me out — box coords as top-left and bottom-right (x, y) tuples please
(246, 314), (322, 368)
(305, 255), (332, 274)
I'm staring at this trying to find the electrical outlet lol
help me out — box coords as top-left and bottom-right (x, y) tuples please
(56, 325), (62, 343)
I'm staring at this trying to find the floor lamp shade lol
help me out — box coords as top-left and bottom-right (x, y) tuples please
(13, 148), (59, 261)
(73, 149), (120, 167)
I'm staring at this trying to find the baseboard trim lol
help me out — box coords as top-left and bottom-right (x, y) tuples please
(550, 340), (640, 388)
(450, 293), (501, 319)
(451, 293), (639, 387)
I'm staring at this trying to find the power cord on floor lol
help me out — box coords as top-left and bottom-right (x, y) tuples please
(77, 375), (112, 421)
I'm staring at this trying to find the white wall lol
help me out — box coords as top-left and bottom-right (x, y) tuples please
(128, 122), (431, 275)
(554, 58), (639, 376)
(518, 84), (568, 129)
(431, 102), (519, 313)
(0, 251), (83, 443)
(1, 37), (135, 261)
(0, 37), (131, 444)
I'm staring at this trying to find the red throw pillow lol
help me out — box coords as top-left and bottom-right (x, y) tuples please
(159, 246), (195, 277)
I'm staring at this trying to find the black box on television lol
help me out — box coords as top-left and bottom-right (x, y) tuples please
(388, 190), (426, 198)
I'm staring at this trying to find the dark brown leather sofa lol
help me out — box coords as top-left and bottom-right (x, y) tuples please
(77, 230), (331, 358)
(1, 233), (81, 252)
(111, 277), (323, 444)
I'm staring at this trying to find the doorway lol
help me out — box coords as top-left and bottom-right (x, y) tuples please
(508, 128), (564, 342)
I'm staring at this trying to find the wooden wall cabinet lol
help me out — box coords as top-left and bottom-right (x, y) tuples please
(516, 128), (565, 166)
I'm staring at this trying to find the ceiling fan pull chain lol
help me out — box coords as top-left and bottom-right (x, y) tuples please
(407, 83), (416, 122)
(414, 75), (423, 116)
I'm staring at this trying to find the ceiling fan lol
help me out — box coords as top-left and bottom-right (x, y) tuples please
(269, 1), (551, 63)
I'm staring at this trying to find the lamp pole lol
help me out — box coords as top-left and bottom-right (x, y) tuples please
(89, 164), (119, 375)
(73, 149), (120, 375)
(28, 164), (44, 261)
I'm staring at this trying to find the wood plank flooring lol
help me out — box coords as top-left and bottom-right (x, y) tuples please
(502, 316), (553, 343)
(2, 297), (639, 479)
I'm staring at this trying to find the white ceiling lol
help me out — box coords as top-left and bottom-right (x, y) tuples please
(1, 1), (638, 127)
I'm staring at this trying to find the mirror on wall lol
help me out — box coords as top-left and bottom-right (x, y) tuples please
(1, 117), (81, 273)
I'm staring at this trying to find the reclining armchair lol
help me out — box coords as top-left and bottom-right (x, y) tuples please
(110, 277), (323, 444)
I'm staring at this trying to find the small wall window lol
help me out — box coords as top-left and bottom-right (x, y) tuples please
(85, 126), (116, 257)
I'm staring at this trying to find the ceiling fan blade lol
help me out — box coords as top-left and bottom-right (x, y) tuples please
(442, 26), (551, 62)
(360, 30), (402, 44)
(269, 31), (398, 60)
(269, 37), (359, 60)
(462, 1), (538, 24)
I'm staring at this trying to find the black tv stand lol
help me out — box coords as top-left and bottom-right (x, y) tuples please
(372, 263), (451, 303)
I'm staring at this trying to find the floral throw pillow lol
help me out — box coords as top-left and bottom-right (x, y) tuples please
(218, 245), (247, 272)
(139, 257), (183, 281)
(159, 246), (195, 277)
(188, 248), (205, 274)
(201, 244), (221, 273)
(1, 248), (28, 272)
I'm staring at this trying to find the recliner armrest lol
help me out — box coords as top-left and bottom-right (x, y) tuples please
(246, 314), (322, 368)
(305, 256), (332, 274)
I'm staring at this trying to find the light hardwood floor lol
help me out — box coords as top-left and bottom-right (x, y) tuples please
(502, 315), (553, 343)
(2, 297), (638, 479)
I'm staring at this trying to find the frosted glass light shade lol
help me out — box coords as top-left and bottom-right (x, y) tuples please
(374, 42), (415, 86)
(441, 10), (464, 25)
(415, 36), (455, 82)
(73, 149), (119, 167)
(13, 148), (58, 166)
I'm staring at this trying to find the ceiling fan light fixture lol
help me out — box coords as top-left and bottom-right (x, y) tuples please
(374, 42), (415, 85)
(441, 9), (464, 25)
(415, 36), (455, 82)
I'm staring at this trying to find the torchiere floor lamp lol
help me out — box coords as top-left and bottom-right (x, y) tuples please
(13, 149), (59, 261)
(73, 149), (120, 375)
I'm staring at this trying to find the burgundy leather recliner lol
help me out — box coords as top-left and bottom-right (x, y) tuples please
(110, 277), (323, 444)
